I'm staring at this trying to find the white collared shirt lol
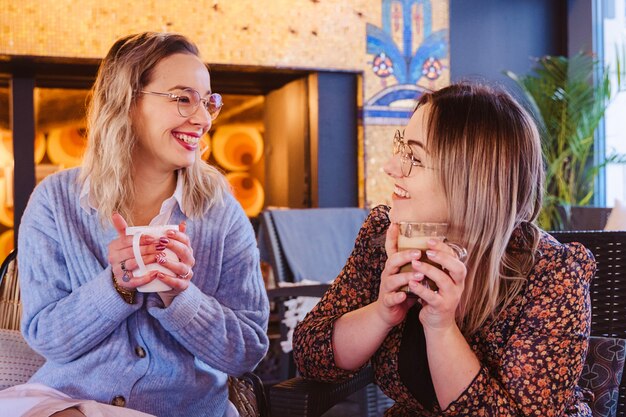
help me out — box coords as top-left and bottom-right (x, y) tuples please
(79, 171), (184, 225)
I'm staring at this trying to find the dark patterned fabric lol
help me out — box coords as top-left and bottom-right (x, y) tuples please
(293, 205), (596, 416)
(579, 336), (626, 417)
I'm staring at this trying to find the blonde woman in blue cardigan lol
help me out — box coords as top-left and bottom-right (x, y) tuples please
(1, 32), (269, 417)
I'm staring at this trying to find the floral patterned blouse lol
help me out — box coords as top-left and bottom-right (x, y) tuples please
(292, 205), (595, 416)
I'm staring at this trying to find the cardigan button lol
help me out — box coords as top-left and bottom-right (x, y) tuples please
(135, 346), (146, 358)
(111, 396), (126, 407)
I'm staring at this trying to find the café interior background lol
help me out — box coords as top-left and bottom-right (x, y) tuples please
(0, 0), (450, 259)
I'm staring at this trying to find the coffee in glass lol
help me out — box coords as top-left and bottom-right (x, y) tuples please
(397, 222), (448, 294)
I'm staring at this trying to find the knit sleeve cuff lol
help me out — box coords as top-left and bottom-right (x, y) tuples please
(91, 267), (143, 321)
(146, 283), (203, 331)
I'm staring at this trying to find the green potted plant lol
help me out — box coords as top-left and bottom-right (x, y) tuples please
(505, 52), (625, 230)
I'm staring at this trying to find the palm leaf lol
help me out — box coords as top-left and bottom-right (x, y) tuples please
(506, 52), (625, 230)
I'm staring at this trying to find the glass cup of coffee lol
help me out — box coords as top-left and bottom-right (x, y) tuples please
(397, 222), (450, 295)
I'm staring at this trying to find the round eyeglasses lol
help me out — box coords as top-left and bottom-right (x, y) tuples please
(139, 88), (223, 120)
(392, 130), (432, 177)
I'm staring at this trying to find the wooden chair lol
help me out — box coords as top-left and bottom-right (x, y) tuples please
(0, 249), (269, 417)
(269, 230), (626, 417)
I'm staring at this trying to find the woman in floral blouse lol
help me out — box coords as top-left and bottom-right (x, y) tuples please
(292, 82), (595, 416)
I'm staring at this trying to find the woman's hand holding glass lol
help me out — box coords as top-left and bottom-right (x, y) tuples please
(376, 223), (421, 327)
(407, 238), (467, 331)
(379, 222), (468, 332)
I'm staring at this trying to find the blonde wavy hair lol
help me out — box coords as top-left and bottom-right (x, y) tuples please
(418, 83), (544, 336)
(80, 32), (228, 224)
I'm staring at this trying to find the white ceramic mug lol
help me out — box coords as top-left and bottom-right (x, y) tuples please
(126, 225), (179, 293)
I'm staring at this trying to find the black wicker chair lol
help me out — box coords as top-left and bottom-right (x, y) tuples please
(551, 231), (626, 417)
(255, 208), (370, 387)
(270, 230), (626, 417)
(254, 210), (332, 387)
(255, 208), (395, 416)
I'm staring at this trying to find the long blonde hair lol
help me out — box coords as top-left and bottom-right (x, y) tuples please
(418, 83), (544, 336)
(80, 32), (228, 224)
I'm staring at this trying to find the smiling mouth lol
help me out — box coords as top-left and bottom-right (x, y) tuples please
(172, 132), (200, 145)
(393, 185), (411, 199)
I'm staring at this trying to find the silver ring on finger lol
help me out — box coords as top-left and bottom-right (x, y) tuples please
(122, 269), (132, 282)
(120, 260), (131, 282)
(177, 268), (192, 280)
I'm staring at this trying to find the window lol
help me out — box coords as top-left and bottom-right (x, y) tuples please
(602, 0), (626, 206)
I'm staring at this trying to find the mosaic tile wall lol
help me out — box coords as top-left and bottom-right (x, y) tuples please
(1, 0), (449, 208)
(363, 0), (450, 207)
(1, 0), (374, 69)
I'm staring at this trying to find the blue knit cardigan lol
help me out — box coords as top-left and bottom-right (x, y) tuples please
(17, 168), (269, 416)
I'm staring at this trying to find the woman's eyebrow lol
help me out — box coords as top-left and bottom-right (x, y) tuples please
(168, 85), (190, 91)
(407, 139), (429, 154)
(168, 85), (213, 96)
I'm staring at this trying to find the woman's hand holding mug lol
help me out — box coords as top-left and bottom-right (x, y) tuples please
(109, 213), (161, 291)
(109, 213), (196, 306)
(152, 221), (196, 306)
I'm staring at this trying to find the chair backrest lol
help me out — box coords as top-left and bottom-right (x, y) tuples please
(259, 207), (369, 284)
(0, 249), (269, 417)
(255, 207), (396, 414)
(550, 231), (626, 416)
(255, 208), (367, 385)
(558, 206), (613, 231)
(0, 250), (20, 330)
(228, 372), (269, 417)
(0, 328), (45, 390)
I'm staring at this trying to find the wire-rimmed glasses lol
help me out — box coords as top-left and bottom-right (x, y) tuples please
(139, 88), (223, 120)
(392, 129), (432, 177)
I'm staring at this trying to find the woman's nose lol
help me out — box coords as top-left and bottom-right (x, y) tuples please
(383, 154), (402, 178)
(189, 105), (212, 130)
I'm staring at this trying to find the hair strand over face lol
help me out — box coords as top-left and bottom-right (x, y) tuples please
(417, 82), (544, 335)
